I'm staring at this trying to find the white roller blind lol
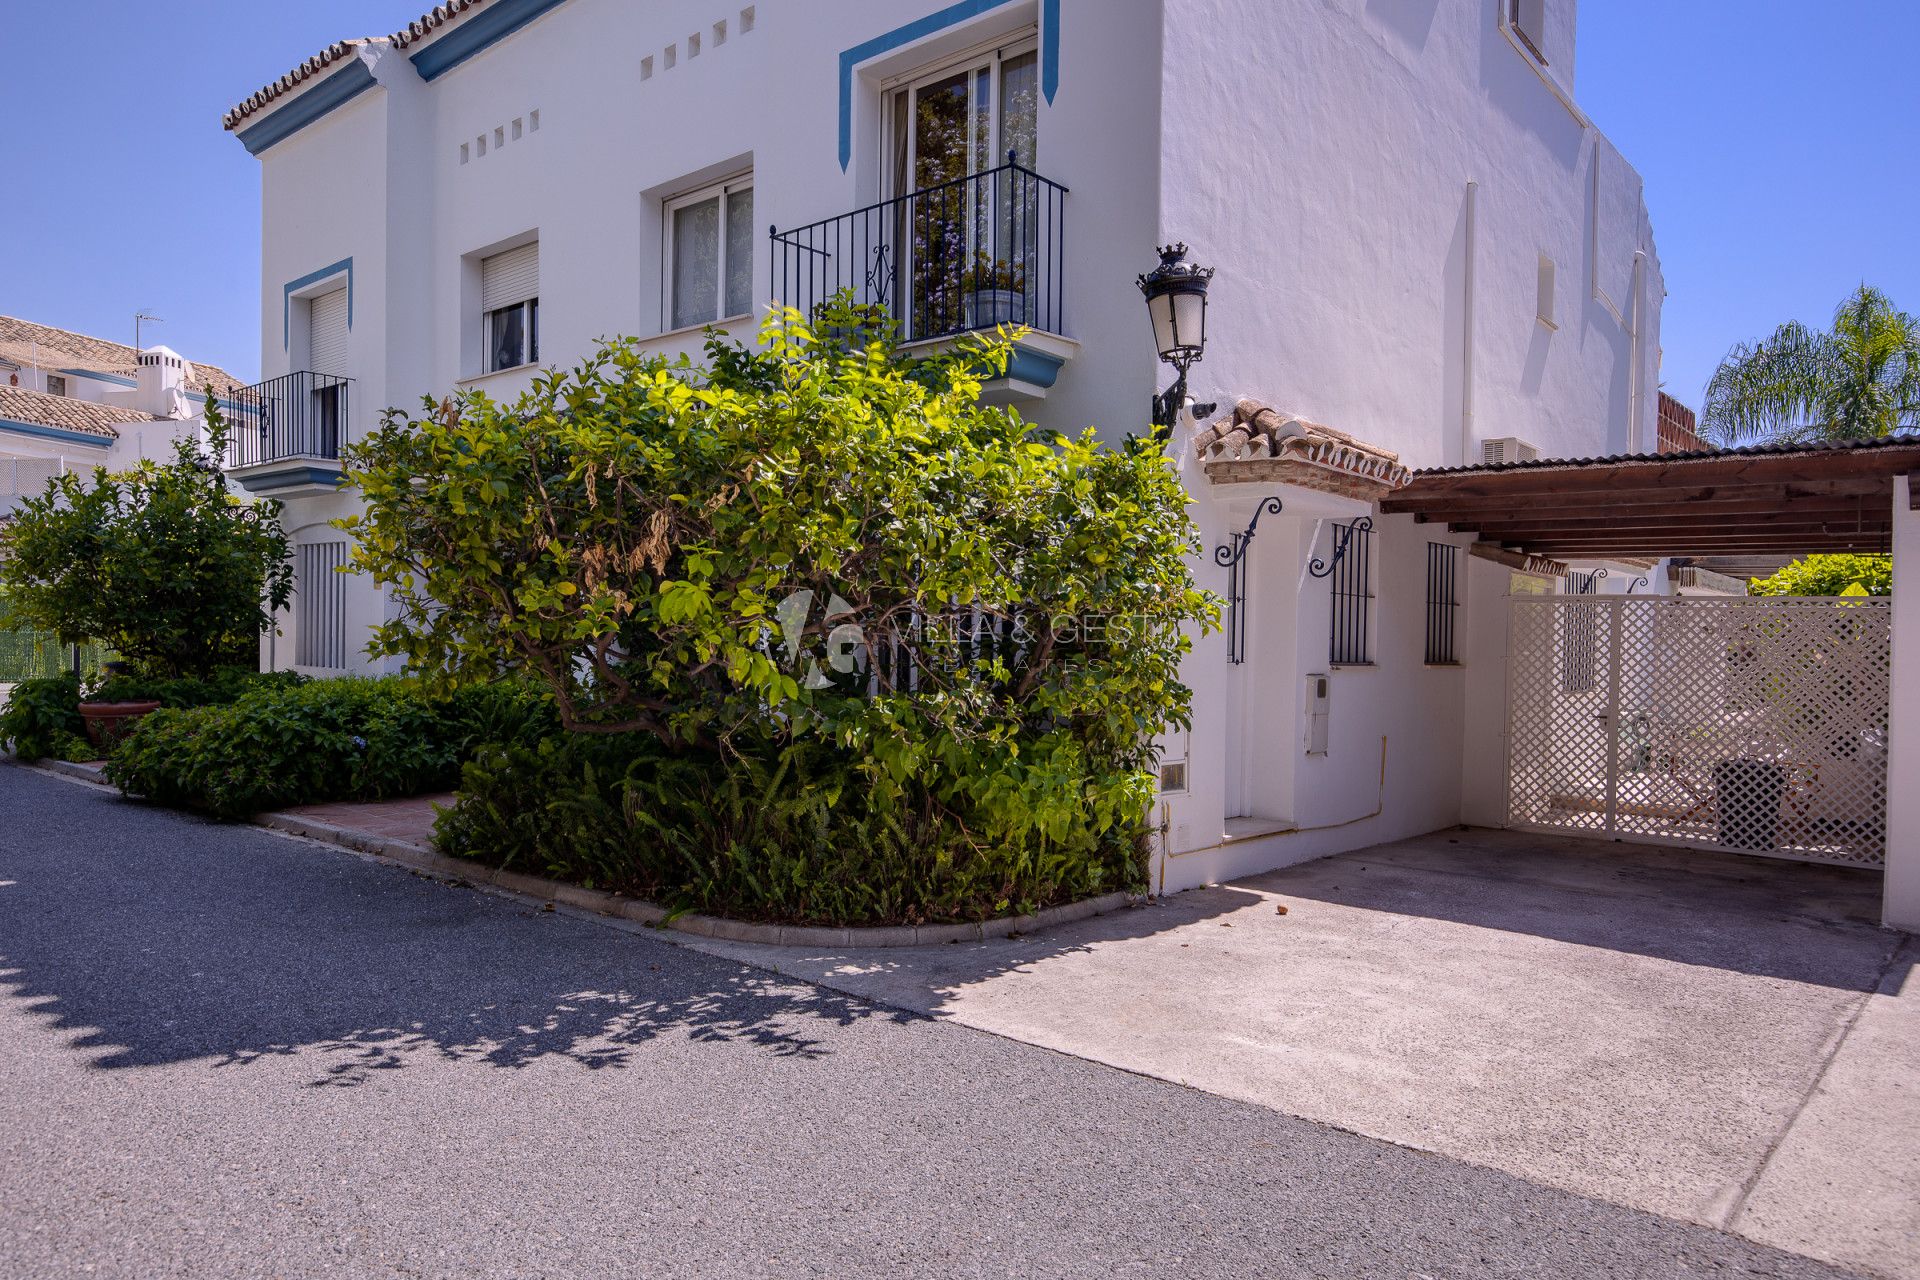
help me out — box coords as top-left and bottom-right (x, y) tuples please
(481, 242), (539, 310)
(308, 287), (349, 375)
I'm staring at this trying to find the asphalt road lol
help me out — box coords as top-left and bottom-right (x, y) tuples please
(0, 766), (1865, 1280)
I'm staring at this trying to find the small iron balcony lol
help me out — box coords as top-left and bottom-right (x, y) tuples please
(225, 371), (352, 470)
(770, 155), (1068, 345)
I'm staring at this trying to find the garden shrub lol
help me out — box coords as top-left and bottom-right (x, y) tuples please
(0, 673), (92, 761)
(0, 668), (311, 762)
(1747, 553), (1891, 597)
(0, 401), (293, 677)
(347, 303), (1214, 924)
(90, 667), (307, 710)
(105, 677), (551, 819)
(438, 728), (1142, 925)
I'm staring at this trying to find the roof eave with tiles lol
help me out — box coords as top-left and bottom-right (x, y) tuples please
(223, 0), (501, 133)
(223, 39), (382, 132)
(0, 386), (162, 439)
(1195, 399), (1413, 499)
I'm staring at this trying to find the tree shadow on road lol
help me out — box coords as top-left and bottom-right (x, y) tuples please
(0, 776), (918, 1087)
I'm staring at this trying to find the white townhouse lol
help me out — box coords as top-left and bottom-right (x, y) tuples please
(223, 0), (1667, 891)
(0, 316), (245, 514)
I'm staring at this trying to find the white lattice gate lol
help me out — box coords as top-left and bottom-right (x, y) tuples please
(1506, 596), (1890, 868)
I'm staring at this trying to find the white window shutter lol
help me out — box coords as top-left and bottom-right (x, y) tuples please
(481, 243), (540, 310)
(308, 287), (349, 375)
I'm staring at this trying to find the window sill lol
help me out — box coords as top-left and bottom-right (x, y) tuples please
(1424, 662), (1464, 669)
(456, 362), (542, 388)
(646, 314), (755, 344)
(1499, 21), (1589, 127)
(1329, 662), (1375, 670)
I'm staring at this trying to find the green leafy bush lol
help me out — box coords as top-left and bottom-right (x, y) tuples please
(346, 303), (1212, 923)
(104, 677), (551, 819)
(438, 728), (1141, 925)
(0, 401), (293, 677)
(0, 667), (311, 761)
(89, 667), (307, 710)
(1748, 554), (1892, 597)
(0, 673), (92, 761)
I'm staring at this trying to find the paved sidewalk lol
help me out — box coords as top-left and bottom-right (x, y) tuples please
(280, 792), (451, 846)
(1, 766), (1872, 1279)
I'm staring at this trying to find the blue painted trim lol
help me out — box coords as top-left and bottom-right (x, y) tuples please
(232, 463), (345, 495)
(0, 419), (114, 448)
(1041, 0), (1059, 102)
(57, 368), (137, 388)
(410, 0), (572, 80)
(282, 257), (354, 351)
(1004, 340), (1066, 388)
(838, 0), (1058, 171)
(235, 59), (376, 156)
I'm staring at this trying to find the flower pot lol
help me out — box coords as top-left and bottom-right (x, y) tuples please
(964, 288), (1028, 330)
(78, 700), (161, 751)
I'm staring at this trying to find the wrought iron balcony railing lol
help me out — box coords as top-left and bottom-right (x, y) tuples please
(224, 371), (352, 469)
(770, 155), (1067, 344)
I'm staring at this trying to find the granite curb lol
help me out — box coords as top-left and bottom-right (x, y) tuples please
(16, 759), (1137, 948)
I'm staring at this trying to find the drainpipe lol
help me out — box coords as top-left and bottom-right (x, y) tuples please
(1460, 181), (1477, 467)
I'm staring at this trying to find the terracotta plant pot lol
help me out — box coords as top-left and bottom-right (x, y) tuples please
(78, 700), (162, 751)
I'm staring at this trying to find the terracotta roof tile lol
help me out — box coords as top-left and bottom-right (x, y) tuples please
(391, 1), (496, 50)
(0, 386), (160, 439)
(223, 39), (382, 132)
(1195, 399), (1413, 497)
(224, 0), (511, 133)
(0, 316), (246, 399)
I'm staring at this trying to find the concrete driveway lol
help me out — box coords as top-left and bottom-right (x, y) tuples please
(683, 828), (1920, 1280)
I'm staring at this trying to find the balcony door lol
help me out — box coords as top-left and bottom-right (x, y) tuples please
(887, 40), (1038, 338)
(305, 287), (348, 458)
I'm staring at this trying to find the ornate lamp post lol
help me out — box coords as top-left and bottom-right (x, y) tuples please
(1137, 243), (1215, 438)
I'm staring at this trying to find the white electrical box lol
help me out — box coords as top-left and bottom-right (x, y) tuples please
(1305, 673), (1330, 755)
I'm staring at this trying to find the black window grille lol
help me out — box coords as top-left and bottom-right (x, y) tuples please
(1425, 542), (1460, 665)
(1560, 568), (1602, 693)
(1328, 520), (1374, 665)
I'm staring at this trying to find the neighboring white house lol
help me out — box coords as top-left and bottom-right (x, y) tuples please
(0, 316), (247, 514)
(222, 0), (1668, 892)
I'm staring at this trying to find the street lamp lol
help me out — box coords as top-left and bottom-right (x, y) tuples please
(1137, 243), (1215, 437)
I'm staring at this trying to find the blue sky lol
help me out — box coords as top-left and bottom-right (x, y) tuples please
(2, 1), (1915, 408)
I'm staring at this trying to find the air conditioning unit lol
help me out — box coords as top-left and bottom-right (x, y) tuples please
(1482, 436), (1541, 467)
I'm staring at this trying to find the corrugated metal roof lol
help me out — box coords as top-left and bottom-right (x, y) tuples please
(1414, 433), (1920, 478)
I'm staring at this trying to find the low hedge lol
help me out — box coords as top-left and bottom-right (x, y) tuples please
(0, 673), (91, 761)
(0, 667), (305, 762)
(437, 730), (1146, 928)
(104, 677), (553, 819)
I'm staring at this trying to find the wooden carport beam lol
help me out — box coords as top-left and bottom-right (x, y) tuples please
(1409, 494), (1883, 524)
(1464, 516), (1890, 537)
(1512, 537), (1891, 555)
(1388, 479), (1883, 517)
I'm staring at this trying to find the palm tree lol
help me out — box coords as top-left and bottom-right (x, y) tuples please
(1703, 285), (1920, 444)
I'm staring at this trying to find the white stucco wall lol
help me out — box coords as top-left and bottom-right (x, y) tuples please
(236, 0), (1664, 891)
(1159, 0), (1661, 469)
